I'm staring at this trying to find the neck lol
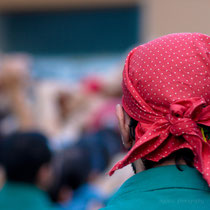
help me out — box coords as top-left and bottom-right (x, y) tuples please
(134, 158), (187, 174)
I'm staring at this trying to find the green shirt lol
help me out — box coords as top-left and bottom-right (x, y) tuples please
(102, 165), (210, 210)
(0, 182), (55, 210)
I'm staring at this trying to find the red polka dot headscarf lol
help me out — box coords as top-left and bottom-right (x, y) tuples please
(109, 33), (210, 186)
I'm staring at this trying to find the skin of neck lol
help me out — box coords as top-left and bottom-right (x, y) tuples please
(133, 157), (187, 174)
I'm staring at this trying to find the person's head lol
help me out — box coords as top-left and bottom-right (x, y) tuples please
(110, 33), (210, 186)
(0, 131), (52, 189)
(48, 145), (91, 203)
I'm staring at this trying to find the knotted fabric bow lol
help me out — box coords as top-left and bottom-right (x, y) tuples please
(109, 33), (210, 186)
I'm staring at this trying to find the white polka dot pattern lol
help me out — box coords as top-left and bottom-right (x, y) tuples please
(109, 33), (210, 186)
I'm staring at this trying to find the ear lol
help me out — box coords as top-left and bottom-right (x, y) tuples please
(116, 104), (132, 150)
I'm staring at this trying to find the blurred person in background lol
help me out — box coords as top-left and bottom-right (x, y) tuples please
(0, 55), (35, 134)
(0, 55), (37, 190)
(48, 144), (106, 210)
(48, 122), (132, 210)
(102, 33), (210, 210)
(52, 72), (122, 148)
(0, 131), (55, 210)
(78, 127), (134, 198)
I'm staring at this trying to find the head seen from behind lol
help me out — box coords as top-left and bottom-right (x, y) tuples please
(0, 131), (52, 190)
(110, 33), (210, 186)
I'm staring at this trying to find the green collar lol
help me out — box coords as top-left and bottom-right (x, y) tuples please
(111, 165), (210, 201)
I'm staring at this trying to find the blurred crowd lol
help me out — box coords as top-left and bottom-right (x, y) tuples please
(0, 54), (133, 210)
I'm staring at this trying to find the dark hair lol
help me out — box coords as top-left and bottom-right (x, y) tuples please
(48, 145), (91, 202)
(0, 131), (52, 183)
(129, 118), (195, 170)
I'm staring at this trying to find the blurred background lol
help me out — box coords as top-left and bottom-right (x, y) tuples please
(0, 0), (209, 209)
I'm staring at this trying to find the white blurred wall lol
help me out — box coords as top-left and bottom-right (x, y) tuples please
(142, 0), (210, 41)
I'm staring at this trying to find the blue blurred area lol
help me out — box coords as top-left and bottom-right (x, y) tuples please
(32, 54), (123, 81)
(0, 6), (140, 55)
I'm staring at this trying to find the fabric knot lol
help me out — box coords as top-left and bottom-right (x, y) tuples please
(167, 115), (197, 136)
(166, 97), (207, 137)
